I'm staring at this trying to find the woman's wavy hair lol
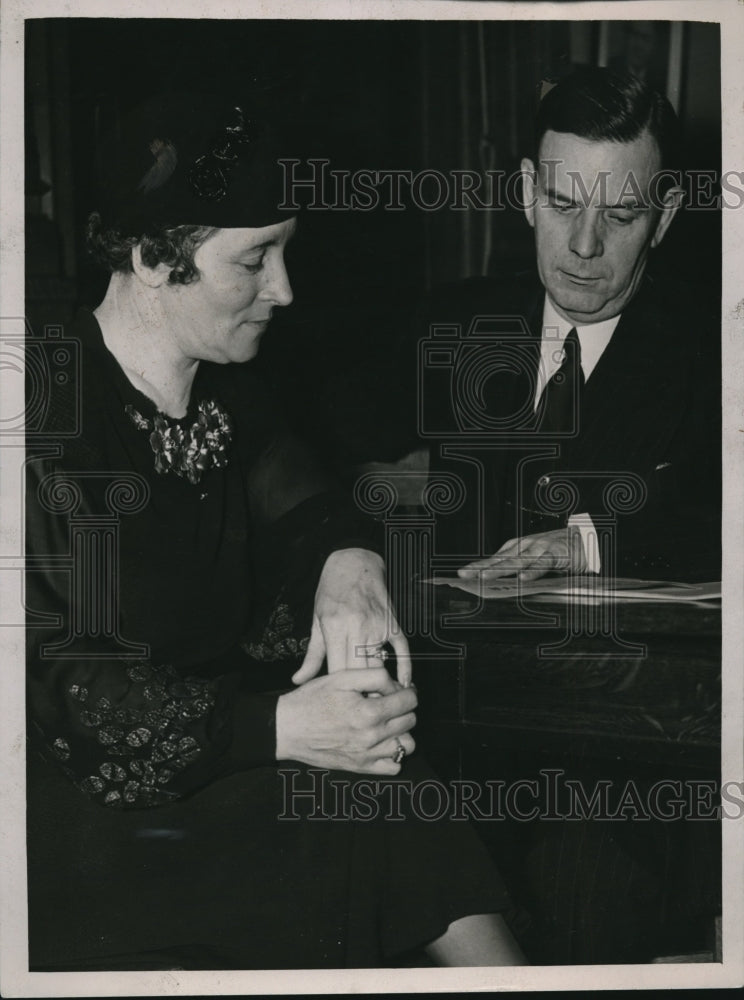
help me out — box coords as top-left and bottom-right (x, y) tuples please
(86, 213), (217, 284)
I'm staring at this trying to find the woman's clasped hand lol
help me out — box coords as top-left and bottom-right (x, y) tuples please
(281, 548), (416, 774)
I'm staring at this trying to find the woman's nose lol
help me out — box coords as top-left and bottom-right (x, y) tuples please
(568, 209), (603, 259)
(261, 256), (294, 307)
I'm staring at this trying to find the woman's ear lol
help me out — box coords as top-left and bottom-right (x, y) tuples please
(131, 244), (171, 288)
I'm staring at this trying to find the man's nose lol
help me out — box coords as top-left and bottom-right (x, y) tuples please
(262, 256), (294, 307)
(568, 209), (603, 259)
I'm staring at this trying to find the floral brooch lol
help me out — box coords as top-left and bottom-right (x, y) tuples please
(125, 399), (234, 485)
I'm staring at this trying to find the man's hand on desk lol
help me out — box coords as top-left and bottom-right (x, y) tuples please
(458, 526), (588, 583)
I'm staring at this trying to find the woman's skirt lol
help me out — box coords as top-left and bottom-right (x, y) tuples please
(27, 747), (510, 970)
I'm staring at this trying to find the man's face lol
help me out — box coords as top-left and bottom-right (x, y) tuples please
(164, 219), (296, 364)
(521, 129), (679, 324)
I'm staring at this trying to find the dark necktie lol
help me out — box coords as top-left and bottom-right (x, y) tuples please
(538, 327), (584, 434)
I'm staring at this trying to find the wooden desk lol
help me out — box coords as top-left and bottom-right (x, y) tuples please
(415, 586), (721, 771)
(410, 586), (722, 963)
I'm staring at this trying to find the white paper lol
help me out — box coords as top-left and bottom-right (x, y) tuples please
(424, 576), (722, 602)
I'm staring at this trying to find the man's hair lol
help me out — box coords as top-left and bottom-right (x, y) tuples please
(534, 67), (681, 177)
(86, 213), (216, 284)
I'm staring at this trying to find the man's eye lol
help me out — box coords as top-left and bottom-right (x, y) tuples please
(550, 202), (574, 214)
(607, 211), (635, 225)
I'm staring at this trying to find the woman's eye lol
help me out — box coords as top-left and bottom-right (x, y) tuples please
(242, 257), (265, 274)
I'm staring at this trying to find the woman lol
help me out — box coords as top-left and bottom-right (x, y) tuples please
(25, 92), (524, 970)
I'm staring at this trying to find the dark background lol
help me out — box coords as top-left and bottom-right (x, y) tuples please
(26, 18), (722, 466)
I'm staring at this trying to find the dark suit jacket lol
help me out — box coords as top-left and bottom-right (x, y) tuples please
(418, 268), (721, 581)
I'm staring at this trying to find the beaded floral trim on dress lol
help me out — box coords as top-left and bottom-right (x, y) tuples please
(242, 601), (310, 662)
(49, 661), (216, 808)
(125, 399), (233, 485)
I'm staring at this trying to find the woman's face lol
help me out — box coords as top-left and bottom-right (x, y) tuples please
(164, 218), (296, 364)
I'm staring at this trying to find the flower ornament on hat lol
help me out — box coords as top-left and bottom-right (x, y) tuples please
(138, 138), (179, 195)
(94, 92), (293, 233)
(189, 105), (257, 202)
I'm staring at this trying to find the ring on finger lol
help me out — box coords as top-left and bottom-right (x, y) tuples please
(365, 644), (389, 663)
(392, 740), (406, 765)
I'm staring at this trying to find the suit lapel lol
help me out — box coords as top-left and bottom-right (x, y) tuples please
(558, 276), (689, 474)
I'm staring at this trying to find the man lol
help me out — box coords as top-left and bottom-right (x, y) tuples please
(424, 68), (720, 585)
(414, 68), (722, 964)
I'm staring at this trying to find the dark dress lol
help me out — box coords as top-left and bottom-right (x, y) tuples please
(25, 310), (509, 970)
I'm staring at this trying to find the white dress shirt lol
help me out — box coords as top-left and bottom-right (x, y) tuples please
(533, 297), (621, 572)
(534, 297), (620, 408)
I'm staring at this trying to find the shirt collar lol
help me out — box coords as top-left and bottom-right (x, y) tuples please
(543, 295), (621, 341)
(542, 295), (621, 381)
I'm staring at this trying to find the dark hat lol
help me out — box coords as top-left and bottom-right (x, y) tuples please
(94, 92), (294, 232)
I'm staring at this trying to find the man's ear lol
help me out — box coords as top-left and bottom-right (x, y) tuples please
(131, 244), (171, 288)
(520, 157), (537, 228)
(651, 185), (684, 248)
